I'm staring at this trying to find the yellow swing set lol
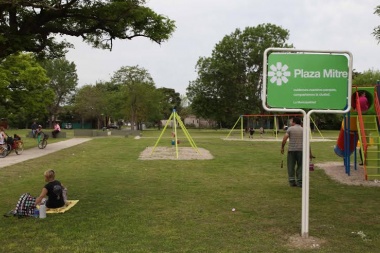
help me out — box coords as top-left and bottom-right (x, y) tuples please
(150, 109), (200, 159)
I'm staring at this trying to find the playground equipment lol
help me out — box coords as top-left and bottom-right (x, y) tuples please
(334, 86), (380, 180)
(150, 109), (199, 159)
(225, 114), (323, 140)
(334, 116), (358, 158)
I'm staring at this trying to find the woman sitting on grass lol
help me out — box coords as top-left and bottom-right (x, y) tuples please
(35, 170), (67, 208)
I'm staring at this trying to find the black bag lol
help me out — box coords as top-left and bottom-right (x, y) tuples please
(6, 136), (13, 145)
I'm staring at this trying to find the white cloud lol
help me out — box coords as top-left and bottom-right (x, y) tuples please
(64, 0), (380, 95)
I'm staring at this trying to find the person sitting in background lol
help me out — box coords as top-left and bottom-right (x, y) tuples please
(35, 170), (67, 208)
(52, 122), (61, 138)
(31, 121), (38, 138)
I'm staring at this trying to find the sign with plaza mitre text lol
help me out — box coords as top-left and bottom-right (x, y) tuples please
(267, 53), (349, 109)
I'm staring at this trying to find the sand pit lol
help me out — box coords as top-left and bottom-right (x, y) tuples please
(315, 161), (380, 187)
(139, 147), (214, 160)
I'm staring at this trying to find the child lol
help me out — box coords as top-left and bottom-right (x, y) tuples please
(35, 170), (68, 208)
(249, 127), (255, 138)
(259, 127), (264, 137)
(35, 125), (44, 144)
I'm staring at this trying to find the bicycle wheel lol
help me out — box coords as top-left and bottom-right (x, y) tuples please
(5, 144), (11, 156)
(38, 133), (45, 149)
(38, 139), (44, 149)
(15, 141), (24, 155)
(0, 146), (7, 158)
(41, 138), (47, 149)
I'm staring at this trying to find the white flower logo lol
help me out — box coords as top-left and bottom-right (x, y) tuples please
(268, 62), (291, 86)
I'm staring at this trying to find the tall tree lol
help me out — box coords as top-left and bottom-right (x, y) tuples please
(0, 53), (54, 127)
(187, 24), (292, 127)
(111, 66), (162, 130)
(73, 85), (106, 128)
(0, 0), (176, 59)
(40, 58), (78, 126)
(157, 87), (182, 119)
(94, 81), (124, 127)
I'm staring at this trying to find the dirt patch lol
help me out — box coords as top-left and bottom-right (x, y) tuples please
(316, 161), (380, 187)
(288, 234), (326, 250)
(139, 147), (213, 160)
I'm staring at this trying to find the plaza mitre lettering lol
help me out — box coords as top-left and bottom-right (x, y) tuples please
(294, 69), (348, 78)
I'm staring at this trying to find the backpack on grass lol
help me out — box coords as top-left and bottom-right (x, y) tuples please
(4, 193), (36, 218)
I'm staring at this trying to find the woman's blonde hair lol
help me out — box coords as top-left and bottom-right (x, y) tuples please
(44, 169), (55, 180)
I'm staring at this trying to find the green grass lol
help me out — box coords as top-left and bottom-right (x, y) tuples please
(0, 129), (379, 252)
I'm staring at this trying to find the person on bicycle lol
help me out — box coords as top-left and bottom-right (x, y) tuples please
(0, 126), (6, 147)
(36, 125), (43, 141)
(36, 125), (42, 135)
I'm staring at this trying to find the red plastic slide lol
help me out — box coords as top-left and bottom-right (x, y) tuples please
(334, 128), (357, 157)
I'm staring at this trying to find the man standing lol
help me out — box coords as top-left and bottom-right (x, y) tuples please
(281, 117), (303, 187)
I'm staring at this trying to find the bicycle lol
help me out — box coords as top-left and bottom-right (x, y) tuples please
(0, 134), (24, 158)
(0, 143), (10, 158)
(37, 132), (48, 149)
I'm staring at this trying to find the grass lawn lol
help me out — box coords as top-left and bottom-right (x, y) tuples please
(0, 129), (379, 252)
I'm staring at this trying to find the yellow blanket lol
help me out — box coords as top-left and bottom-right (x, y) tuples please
(46, 200), (79, 214)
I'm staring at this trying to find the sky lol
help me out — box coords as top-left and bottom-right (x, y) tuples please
(64, 0), (380, 96)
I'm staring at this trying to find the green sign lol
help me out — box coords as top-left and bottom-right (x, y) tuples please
(267, 54), (349, 109)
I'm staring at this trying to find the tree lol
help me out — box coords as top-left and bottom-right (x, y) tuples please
(157, 87), (182, 119)
(353, 69), (380, 86)
(39, 58), (78, 126)
(0, 0), (176, 59)
(374, 5), (380, 43)
(73, 85), (106, 128)
(111, 65), (162, 130)
(94, 81), (125, 127)
(0, 53), (54, 127)
(187, 24), (292, 127)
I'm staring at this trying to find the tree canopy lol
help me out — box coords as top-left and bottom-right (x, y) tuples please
(374, 5), (380, 43)
(111, 65), (162, 130)
(0, 0), (176, 59)
(187, 24), (292, 127)
(73, 84), (106, 128)
(0, 53), (54, 127)
(157, 87), (182, 119)
(40, 57), (78, 125)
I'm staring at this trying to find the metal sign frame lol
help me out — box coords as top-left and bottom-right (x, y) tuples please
(262, 48), (353, 238)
